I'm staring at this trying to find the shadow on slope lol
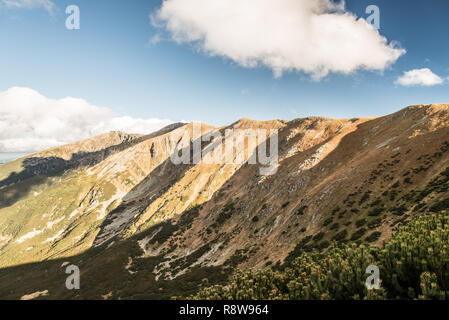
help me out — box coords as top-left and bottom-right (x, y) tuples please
(93, 125), (228, 247)
(0, 206), (232, 300)
(0, 124), (277, 299)
(6, 115), (448, 300)
(0, 124), (186, 209)
(0, 120), (382, 300)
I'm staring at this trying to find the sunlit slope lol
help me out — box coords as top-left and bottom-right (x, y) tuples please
(0, 125), (187, 267)
(1, 105), (449, 299)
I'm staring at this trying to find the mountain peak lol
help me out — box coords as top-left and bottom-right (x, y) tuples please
(230, 118), (287, 130)
(2, 105), (449, 300)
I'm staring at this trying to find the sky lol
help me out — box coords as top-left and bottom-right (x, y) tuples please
(0, 0), (449, 160)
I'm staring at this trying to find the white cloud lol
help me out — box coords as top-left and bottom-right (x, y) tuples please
(149, 34), (162, 46)
(395, 68), (444, 87)
(2, 0), (55, 14)
(0, 87), (174, 154)
(152, 0), (405, 80)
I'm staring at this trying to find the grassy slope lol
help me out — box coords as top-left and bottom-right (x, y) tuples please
(0, 206), (233, 300)
(0, 158), (24, 182)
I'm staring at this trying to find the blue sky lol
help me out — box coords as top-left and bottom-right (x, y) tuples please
(0, 0), (448, 148)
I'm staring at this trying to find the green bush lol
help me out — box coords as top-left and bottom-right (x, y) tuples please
(378, 212), (449, 299)
(191, 212), (449, 300)
(368, 208), (384, 217)
(330, 223), (339, 230)
(332, 230), (347, 241)
(323, 217), (333, 227)
(350, 228), (367, 241)
(313, 232), (325, 241)
(356, 218), (367, 228)
(365, 231), (381, 243)
(367, 218), (382, 229)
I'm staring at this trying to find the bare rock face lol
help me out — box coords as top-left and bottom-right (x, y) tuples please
(1, 105), (449, 299)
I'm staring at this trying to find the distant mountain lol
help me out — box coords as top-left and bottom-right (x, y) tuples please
(0, 159), (14, 165)
(1, 105), (449, 300)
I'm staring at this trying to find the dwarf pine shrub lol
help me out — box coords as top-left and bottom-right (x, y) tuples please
(191, 211), (449, 300)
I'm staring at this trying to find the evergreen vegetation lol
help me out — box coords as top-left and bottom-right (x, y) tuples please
(191, 211), (449, 300)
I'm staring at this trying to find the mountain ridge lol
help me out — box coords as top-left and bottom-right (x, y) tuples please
(1, 104), (449, 299)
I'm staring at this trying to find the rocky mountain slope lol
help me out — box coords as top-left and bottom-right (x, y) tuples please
(1, 104), (449, 299)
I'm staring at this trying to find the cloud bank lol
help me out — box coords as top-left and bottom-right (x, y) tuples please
(0, 87), (173, 154)
(1, 0), (55, 14)
(395, 68), (444, 87)
(152, 0), (405, 80)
